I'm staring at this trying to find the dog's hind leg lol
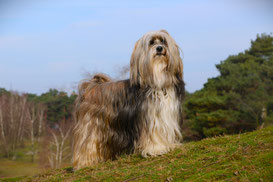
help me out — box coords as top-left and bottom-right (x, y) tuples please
(72, 117), (106, 169)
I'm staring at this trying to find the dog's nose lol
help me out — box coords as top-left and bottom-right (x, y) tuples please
(156, 46), (163, 52)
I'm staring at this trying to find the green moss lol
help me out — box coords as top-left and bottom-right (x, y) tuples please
(2, 126), (272, 182)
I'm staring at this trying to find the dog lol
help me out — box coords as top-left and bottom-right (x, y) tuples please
(72, 30), (185, 169)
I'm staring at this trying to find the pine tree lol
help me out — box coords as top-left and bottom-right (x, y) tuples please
(185, 34), (273, 138)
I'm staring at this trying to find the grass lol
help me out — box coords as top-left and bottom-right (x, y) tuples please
(2, 126), (273, 181)
(0, 141), (48, 179)
(0, 159), (44, 179)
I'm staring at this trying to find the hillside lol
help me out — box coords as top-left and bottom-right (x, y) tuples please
(2, 126), (273, 182)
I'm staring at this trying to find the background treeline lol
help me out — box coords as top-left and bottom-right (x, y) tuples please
(0, 88), (77, 169)
(183, 33), (273, 140)
(0, 33), (273, 170)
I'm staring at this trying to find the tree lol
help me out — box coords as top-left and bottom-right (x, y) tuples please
(29, 89), (76, 126)
(184, 34), (273, 138)
(47, 120), (73, 169)
(0, 91), (46, 160)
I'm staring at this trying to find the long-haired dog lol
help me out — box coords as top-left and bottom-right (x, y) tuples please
(73, 30), (185, 169)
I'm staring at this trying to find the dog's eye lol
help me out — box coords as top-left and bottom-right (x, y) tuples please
(149, 40), (154, 45)
(161, 39), (166, 44)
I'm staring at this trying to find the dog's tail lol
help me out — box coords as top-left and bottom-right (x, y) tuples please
(82, 73), (111, 87)
(78, 73), (111, 95)
(90, 73), (112, 84)
(75, 73), (111, 119)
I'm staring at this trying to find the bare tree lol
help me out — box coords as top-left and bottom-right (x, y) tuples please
(9, 94), (15, 155)
(27, 102), (46, 163)
(17, 95), (27, 143)
(29, 105), (36, 162)
(6, 93), (27, 159)
(0, 92), (46, 160)
(47, 121), (73, 169)
(0, 96), (8, 157)
(37, 105), (45, 143)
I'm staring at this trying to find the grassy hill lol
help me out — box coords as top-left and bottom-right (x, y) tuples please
(2, 126), (273, 182)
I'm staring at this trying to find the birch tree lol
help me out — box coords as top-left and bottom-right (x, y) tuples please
(48, 122), (73, 169)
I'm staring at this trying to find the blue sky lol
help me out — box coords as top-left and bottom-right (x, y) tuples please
(0, 0), (272, 94)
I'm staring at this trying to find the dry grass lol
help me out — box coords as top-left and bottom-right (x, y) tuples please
(0, 159), (44, 179)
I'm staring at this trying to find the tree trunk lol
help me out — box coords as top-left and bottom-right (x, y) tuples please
(0, 104), (8, 157)
(30, 107), (35, 163)
(37, 108), (44, 143)
(17, 96), (26, 144)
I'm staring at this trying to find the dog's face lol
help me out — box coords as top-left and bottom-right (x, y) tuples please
(130, 30), (183, 89)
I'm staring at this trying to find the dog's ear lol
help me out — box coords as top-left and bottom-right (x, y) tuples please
(160, 29), (169, 35)
(176, 48), (183, 79)
(173, 44), (183, 79)
(130, 39), (140, 86)
(163, 31), (183, 79)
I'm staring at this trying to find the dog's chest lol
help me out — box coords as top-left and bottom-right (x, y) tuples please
(146, 88), (180, 127)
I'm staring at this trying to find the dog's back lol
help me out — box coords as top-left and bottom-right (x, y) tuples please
(73, 74), (141, 169)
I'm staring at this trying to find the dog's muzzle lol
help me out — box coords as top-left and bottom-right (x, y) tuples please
(156, 46), (163, 53)
(156, 45), (166, 56)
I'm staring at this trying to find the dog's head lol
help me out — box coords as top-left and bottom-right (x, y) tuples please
(130, 30), (183, 89)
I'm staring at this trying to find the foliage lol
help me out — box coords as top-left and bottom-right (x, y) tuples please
(27, 89), (77, 126)
(0, 88), (9, 95)
(1, 88), (77, 126)
(184, 34), (273, 138)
